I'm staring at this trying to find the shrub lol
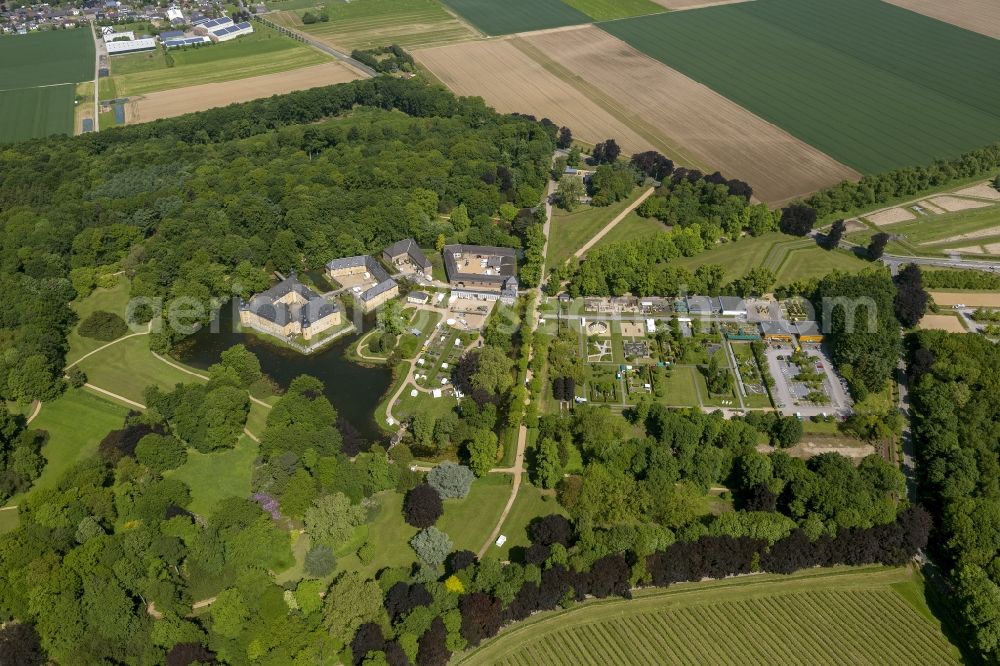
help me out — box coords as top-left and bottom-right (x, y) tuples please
(403, 483), (443, 528)
(410, 527), (452, 566)
(135, 434), (188, 472)
(78, 310), (128, 341)
(66, 366), (87, 388)
(427, 462), (474, 499)
(304, 544), (336, 578)
(357, 541), (376, 565)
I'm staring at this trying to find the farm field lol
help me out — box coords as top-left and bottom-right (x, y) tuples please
(107, 25), (330, 97)
(918, 314), (968, 333)
(671, 232), (870, 284)
(561, 0), (665, 21)
(415, 40), (654, 159)
(929, 291), (1000, 307)
(0, 28), (95, 142)
(849, 197), (1000, 256)
(443, 0), (589, 35)
(884, 0), (1000, 40)
(521, 27), (859, 203)
(547, 189), (650, 269)
(73, 81), (95, 134)
(601, 0), (1000, 174)
(126, 61), (361, 123)
(591, 211), (668, 250)
(270, 0), (478, 52)
(650, 0), (749, 7)
(0, 85), (76, 144)
(0, 28), (94, 89)
(459, 566), (962, 665)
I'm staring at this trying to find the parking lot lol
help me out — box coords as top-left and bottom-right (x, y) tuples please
(763, 345), (852, 417)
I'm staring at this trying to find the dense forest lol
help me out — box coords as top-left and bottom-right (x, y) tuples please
(908, 331), (1000, 662)
(0, 77), (553, 406)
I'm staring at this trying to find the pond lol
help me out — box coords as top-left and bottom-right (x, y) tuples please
(172, 299), (392, 445)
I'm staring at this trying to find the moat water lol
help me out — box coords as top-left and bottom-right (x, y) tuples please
(172, 299), (392, 445)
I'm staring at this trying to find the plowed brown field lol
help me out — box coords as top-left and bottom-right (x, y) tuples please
(126, 61), (362, 124)
(884, 0), (1000, 40)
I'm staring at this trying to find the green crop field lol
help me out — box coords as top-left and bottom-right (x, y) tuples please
(0, 28), (94, 89)
(0, 29), (95, 141)
(849, 203), (1000, 256)
(443, 0), (590, 36)
(601, 0), (1000, 173)
(0, 85), (76, 143)
(271, 0), (477, 51)
(561, 0), (664, 22)
(108, 24), (329, 97)
(460, 566), (962, 665)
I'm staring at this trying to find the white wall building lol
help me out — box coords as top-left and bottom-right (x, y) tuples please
(105, 37), (157, 54)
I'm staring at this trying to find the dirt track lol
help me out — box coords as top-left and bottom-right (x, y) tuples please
(884, 0), (1000, 40)
(929, 291), (1000, 307)
(126, 62), (362, 124)
(519, 27), (859, 203)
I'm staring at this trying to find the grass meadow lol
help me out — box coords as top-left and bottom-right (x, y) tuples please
(108, 24), (328, 97)
(459, 566), (962, 665)
(671, 232), (870, 285)
(272, 0), (476, 51)
(166, 434), (260, 517)
(443, 0), (589, 36)
(591, 211), (669, 250)
(602, 0), (1000, 173)
(76, 335), (202, 404)
(547, 189), (649, 269)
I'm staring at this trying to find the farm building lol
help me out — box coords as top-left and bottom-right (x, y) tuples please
(717, 296), (748, 317)
(163, 35), (210, 48)
(326, 255), (399, 312)
(383, 238), (432, 278)
(105, 37), (157, 54)
(443, 244), (516, 291)
(452, 276), (518, 306)
(193, 16), (253, 42)
(239, 273), (341, 342)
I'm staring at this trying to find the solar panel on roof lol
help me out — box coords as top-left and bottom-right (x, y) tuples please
(236, 22), (251, 29)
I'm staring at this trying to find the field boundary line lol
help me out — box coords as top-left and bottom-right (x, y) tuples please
(0, 81), (76, 93)
(510, 38), (708, 171)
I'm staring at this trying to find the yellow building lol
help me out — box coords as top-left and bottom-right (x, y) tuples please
(760, 320), (795, 343)
(239, 274), (340, 341)
(794, 321), (824, 344)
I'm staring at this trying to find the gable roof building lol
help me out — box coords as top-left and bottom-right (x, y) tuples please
(383, 238), (431, 275)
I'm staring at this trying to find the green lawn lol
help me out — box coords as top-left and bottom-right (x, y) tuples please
(547, 189), (645, 269)
(671, 232), (869, 286)
(490, 480), (565, 560)
(437, 474), (512, 553)
(591, 211), (668, 250)
(109, 24), (330, 97)
(12, 389), (128, 504)
(601, 0), (1000, 173)
(271, 0), (476, 51)
(337, 491), (418, 578)
(76, 335), (203, 404)
(165, 434), (259, 517)
(393, 385), (458, 424)
(561, 0), (664, 21)
(443, 0), (589, 36)
(661, 366), (700, 407)
(459, 566), (962, 665)
(66, 281), (132, 364)
(0, 507), (19, 534)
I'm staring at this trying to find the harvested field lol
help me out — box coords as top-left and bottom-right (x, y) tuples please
(922, 225), (1000, 246)
(415, 39), (653, 153)
(929, 195), (993, 212)
(919, 314), (968, 333)
(952, 245), (986, 254)
(866, 207), (914, 226)
(602, 0), (1000, 174)
(917, 200), (946, 215)
(125, 62), (361, 123)
(930, 291), (1000, 307)
(271, 0), (478, 51)
(884, 0), (1000, 41)
(955, 183), (1000, 200)
(521, 27), (859, 202)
